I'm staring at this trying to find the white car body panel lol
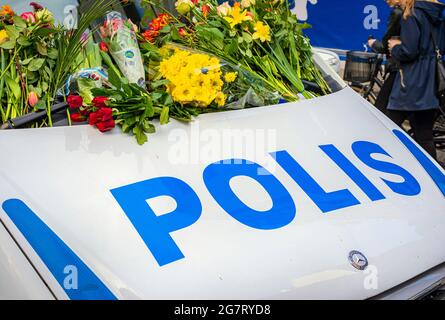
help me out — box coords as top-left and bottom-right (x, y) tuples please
(0, 87), (444, 299)
(0, 222), (53, 299)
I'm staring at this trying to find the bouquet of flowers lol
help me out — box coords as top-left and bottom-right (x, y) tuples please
(100, 11), (146, 88)
(141, 0), (330, 101)
(0, 3), (58, 122)
(65, 42), (281, 145)
(0, 0), (121, 127)
(154, 44), (281, 110)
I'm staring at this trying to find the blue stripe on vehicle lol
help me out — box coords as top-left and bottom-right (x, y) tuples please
(393, 129), (445, 196)
(1, 199), (117, 300)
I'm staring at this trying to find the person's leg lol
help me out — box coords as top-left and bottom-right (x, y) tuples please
(385, 109), (408, 127)
(411, 109), (438, 160)
(375, 72), (397, 113)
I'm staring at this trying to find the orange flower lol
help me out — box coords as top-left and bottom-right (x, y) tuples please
(142, 29), (159, 43)
(0, 5), (15, 17)
(202, 4), (210, 18)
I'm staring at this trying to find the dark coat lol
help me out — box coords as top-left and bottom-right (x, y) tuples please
(372, 6), (403, 55)
(388, 1), (445, 112)
(371, 5), (403, 73)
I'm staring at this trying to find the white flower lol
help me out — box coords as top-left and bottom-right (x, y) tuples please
(241, 0), (256, 8)
(175, 0), (195, 15)
(217, 2), (232, 17)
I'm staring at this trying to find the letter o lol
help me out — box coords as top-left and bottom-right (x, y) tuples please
(203, 160), (296, 230)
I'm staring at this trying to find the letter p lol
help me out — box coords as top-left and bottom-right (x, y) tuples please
(111, 177), (202, 266)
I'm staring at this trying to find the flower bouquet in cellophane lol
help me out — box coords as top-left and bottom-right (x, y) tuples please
(141, 0), (331, 101)
(100, 11), (146, 87)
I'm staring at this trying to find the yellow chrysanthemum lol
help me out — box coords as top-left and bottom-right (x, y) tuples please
(0, 30), (9, 45)
(159, 49), (227, 108)
(224, 72), (238, 83)
(215, 92), (227, 107)
(252, 21), (271, 42)
(224, 4), (252, 29)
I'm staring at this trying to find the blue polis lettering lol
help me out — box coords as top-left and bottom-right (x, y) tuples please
(3, 131), (443, 271)
(108, 132), (440, 266)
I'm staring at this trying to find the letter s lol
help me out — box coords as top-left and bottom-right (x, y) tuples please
(352, 141), (421, 196)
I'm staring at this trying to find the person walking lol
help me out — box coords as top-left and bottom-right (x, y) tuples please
(368, 0), (403, 112)
(387, 0), (445, 159)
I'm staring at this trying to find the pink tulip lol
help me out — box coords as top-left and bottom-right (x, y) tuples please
(28, 92), (39, 107)
(20, 12), (36, 24)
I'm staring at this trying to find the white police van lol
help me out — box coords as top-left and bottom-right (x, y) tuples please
(1, 47), (445, 300)
(2, 0), (445, 300)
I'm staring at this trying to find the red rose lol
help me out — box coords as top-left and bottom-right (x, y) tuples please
(89, 108), (114, 132)
(191, 0), (199, 4)
(92, 96), (109, 109)
(96, 119), (115, 133)
(99, 41), (108, 52)
(67, 95), (83, 109)
(79, 108), (90, 116)
(70, 113), (86, 123)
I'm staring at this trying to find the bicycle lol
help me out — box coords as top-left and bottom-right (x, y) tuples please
(343, 51), (385, 104)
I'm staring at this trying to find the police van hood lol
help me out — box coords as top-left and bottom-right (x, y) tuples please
(0, 87), (445, 300)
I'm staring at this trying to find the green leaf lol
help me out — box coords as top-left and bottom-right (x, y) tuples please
(33, 27), (59, 37)
(47, 48), (58, 60)
(5, 75), (21, 99)
(122, 83), (133, 97)
(28, 58), (45, 72)
(160, 106), (169, 125)
(41, 82), (49, 92)
(242, 32), (252, 44)
(133, 125), (148, 145)
(17, 36), (31, 47)
(107, 64), (122, 89)
(151, 79), (169, 89)
(36, 42), (48, 56)
(21, 57), (33, 65)
(121, 122), (133, 133)
(5, 25), (20, 40)
(13, 16), (27, 29)
(151, 92), (163, 102)
(35, 100), (46, 110)
(143, 120), (156, 134)
(142, 96), (154, 119)
(91, 88), (112, 97)
(0, 40), (16, 50)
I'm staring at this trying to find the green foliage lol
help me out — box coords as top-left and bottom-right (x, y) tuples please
(0, 0), (120, 125)
(156, 0), (330, 100)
